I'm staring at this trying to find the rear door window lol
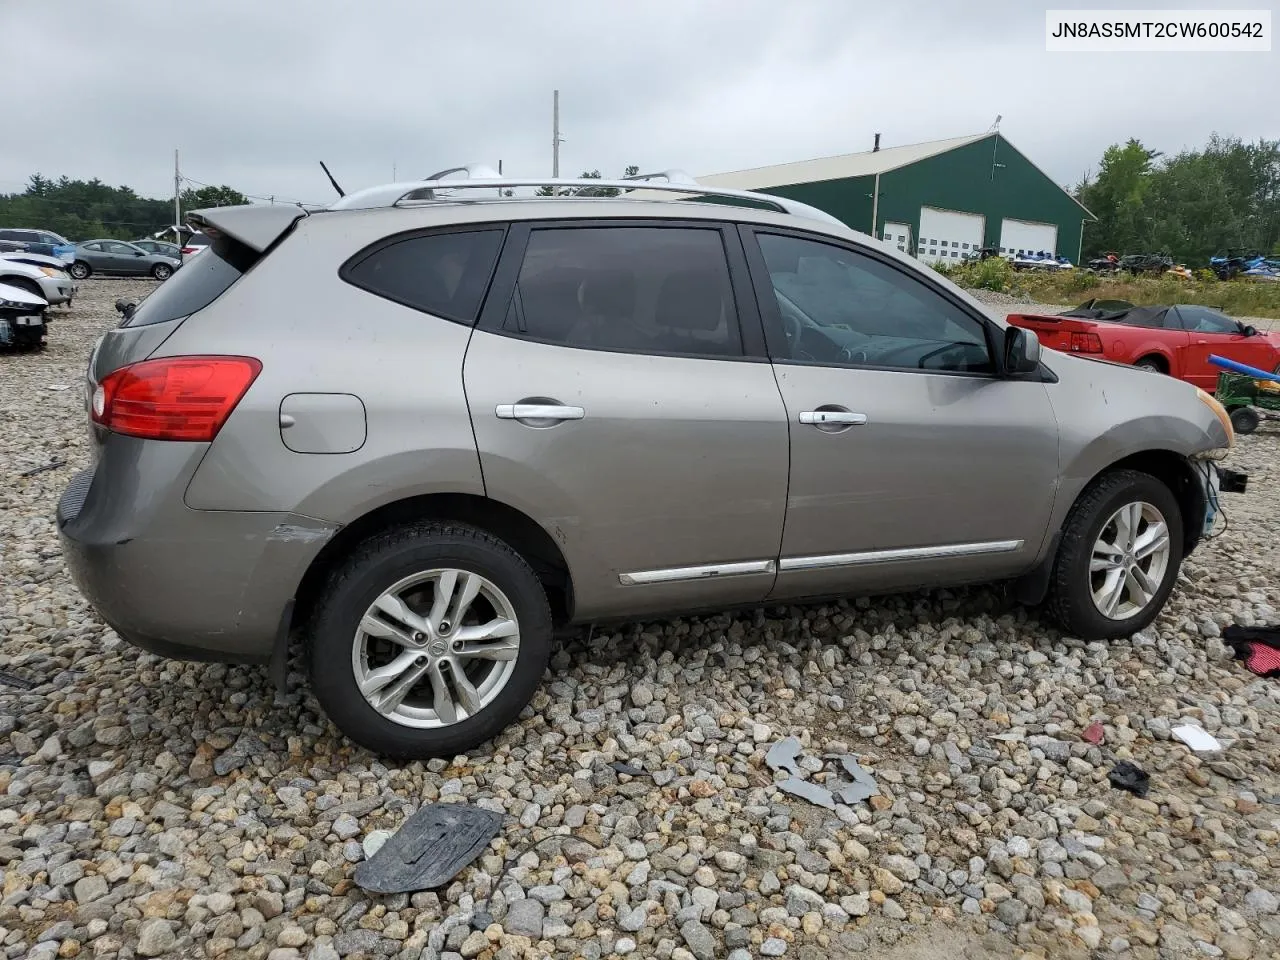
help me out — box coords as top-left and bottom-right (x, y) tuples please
(502, 225), (743, 357)
(341, 228), (505, 324)
(122, 235), (257, 327)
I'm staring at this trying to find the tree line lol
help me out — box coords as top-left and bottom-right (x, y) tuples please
(1076, 135), (1280, 264)
(0, 175), (248, 241)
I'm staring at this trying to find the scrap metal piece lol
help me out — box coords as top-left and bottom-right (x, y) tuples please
(765, 737), (803, 778)
(354, 803), (502, 894)
(777, 777), (836, 810)
(828, 754), (880, 800)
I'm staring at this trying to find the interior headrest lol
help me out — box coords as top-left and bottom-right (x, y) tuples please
(654, 270), (726, 331)
(580, 269), (636, 318)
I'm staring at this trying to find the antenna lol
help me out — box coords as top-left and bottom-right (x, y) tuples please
(319, 161), (346, 198)
(989, 114), (1002, 132)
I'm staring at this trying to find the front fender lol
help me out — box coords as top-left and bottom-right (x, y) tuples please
(1044, 352), (1226, 534)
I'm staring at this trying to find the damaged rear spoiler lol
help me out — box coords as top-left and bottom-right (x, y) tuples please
(186, 203), (309, 254)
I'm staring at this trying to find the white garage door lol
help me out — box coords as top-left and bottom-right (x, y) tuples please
(1000, 218), (1058, 258)
(881, 221), (911, 253)
(917, 207), (985, 266)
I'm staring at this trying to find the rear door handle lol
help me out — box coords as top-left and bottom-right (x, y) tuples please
(799, 410), (867, 426)
(495, 403), (585, 423)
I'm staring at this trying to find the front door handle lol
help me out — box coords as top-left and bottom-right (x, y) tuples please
(799, 410), (867, 426)
(495, 402), (585, 425)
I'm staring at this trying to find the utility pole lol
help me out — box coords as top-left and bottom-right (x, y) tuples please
(173, 149), (181, 238)
(552, 90), (561, 182)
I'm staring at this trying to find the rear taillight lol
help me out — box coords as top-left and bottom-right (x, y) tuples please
(1069, 332), (1104, 354)
(91, 356), (261, 442)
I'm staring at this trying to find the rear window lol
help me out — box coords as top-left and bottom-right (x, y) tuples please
(341, 228), (505, 324)
(186, 233), (211, 247)
(122, 235), (256, 327)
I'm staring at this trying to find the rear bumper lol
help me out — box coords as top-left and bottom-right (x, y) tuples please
(57, 438), (337, 663)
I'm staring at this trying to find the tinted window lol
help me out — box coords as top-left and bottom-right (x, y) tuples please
(344, 229), (504, 324)
(106, 242), (136, 255)
(0, 231), (18, 241)
(186, 233), (211, 247)
(83, 242), (102, 251)
(1176, 306), (1238, 334)
(504, 226), (741, 357)
(122, 235), (256, 327)
(756, 232), (993, 374)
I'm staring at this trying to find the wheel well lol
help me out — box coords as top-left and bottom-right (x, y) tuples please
(3, 276), (41, 296)
(1097, 450), (1205, 554)
(1135, 353), (1168, 373)
(1015, 449), (1205, 606)
(292, 493), (575, 632)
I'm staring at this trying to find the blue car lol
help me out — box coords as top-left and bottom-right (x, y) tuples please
(0, 228), (77, 264)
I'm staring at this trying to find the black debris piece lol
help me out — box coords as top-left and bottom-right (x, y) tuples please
(1108, 761), (1151, 798)
(610, 761), (650, 778)
(1223, 625), (1280, 678)
(354, 803), (502, 894)
(0, 671), (35, 690)
(18, 460), (66, 478)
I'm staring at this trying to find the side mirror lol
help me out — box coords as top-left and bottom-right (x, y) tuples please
(1004, 326), (1041, 375)
(1242, 324), (1258, 337)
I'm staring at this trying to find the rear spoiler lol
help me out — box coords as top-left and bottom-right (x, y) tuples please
(186, 204), (309, 254)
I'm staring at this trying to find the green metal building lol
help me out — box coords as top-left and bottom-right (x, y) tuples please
(697, 132), (1094, 265)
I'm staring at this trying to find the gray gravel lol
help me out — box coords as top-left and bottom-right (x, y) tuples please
(1, 279), (1278, 960)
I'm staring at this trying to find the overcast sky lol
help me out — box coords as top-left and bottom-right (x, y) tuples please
(2, 0), (1276, 204)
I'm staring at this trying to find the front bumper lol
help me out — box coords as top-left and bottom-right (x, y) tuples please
(57, 438), (337, 663)
(36, 275), (73, 305)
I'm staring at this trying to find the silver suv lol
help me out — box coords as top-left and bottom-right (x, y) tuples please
(58, 169), (1237, 758)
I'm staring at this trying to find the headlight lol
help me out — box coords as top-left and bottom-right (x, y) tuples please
(1195, 388), (1234, 457)
(38, 266), (62, 278)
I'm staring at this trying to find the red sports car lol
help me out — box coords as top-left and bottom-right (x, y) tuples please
(1006, 300), (1280, 391)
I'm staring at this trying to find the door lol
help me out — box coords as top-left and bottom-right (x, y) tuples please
(464, 220), (790, 620)
(740, 226), (1061, 601)
(107, 241), (147, 275)
(1000, 218), (1058, 259)
(1174, 306), (1277, 388)
(881, 222), (911, 254)
(918, 207), (985, 266)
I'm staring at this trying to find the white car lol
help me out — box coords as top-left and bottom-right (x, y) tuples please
(0, 280), (48, 349)
(0, 255), (75, 306)
(180, 231), (212, 261)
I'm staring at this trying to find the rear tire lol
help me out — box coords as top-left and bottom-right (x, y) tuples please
(1230, 407), (1260, 435)
(307, 522), (552, 759)
(1134, 356), (1166, 374)
(1045, 469), (1183, 640)
(151, 263), (172, 281)
(69, 261), (91, 280)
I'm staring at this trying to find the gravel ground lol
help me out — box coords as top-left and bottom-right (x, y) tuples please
(2, 279), (1279, 960)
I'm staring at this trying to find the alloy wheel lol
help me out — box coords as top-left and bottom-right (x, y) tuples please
(1089, 501), (1171, 620)
(351, 568), (521, 728)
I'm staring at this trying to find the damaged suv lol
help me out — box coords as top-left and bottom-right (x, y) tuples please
(58, 169), (1240, 758)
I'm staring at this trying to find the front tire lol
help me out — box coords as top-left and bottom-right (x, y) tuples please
(1045, 469), (1183, 640)
(151, 263), (172, 281)
(69, 261), (91, 280)
(307, 522), (552, 759)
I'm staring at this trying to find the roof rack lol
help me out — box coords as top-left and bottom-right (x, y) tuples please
(327, 164), (845, 228)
